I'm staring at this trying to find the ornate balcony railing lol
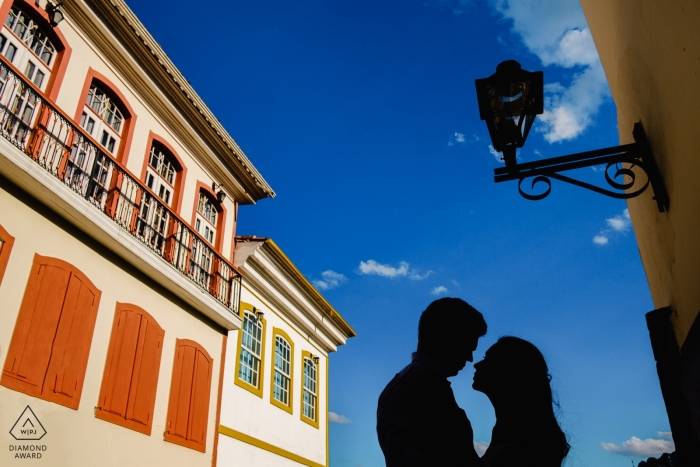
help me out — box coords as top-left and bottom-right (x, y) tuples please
(0, 59), (242, 315)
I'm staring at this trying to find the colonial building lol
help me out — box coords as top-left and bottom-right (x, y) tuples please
(0, 0), (353, 466)
(217, 237), (355, 467)
(580, 0), (700, 464)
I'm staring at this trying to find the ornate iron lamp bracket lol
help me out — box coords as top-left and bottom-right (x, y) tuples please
(493, 122), (669, 212)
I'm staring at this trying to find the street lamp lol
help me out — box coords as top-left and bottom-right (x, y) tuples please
(475, 60), (543, 168)
(46, 2), (65, 27)
(475, 60), (669, 213)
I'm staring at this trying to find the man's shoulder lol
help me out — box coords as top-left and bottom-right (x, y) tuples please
(379, 360), (443, 402)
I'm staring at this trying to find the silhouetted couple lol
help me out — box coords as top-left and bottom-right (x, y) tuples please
(377, 298), (570, 467)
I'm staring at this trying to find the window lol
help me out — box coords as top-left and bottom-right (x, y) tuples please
(1, 6), (55, 92)
(145, 144), (176, 206)
(270, 328), (293, 414)
(234, 304), (266, 398)
(301, 351), (319, 428)
(79, 83), (124, 155)
(164, 339), (213, 452)
(0, 255), (101, 409)
(194, 192), (218, 245)
(4, 6), (55, 66)
(136, 143), (181, 255)
(95, 303), (165, 435)
(0, 223), (15, 285)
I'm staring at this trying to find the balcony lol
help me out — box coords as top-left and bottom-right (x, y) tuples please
(0, 57), (242, 326)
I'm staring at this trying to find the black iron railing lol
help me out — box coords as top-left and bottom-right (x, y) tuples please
(0, 59), (242, 315)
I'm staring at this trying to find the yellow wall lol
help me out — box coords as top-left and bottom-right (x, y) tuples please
(580, 0), (700, 347)
(0, 180), (224, 466)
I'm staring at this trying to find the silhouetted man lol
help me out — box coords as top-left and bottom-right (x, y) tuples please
(377, 297), (487, 467)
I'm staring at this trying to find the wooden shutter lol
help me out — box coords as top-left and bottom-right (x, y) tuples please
(164, 339), (213, 452)
(1, 255), (101, 409)
(0, 224), (15, 285)
(96, 303), (164, 435)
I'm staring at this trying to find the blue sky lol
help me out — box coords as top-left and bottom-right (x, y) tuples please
(132, 1), (670, 465)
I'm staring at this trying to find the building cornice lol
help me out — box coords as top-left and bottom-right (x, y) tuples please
(234, 237), (356, 353)
(61, 0), (275, 204)
(263, 239), (356, 338)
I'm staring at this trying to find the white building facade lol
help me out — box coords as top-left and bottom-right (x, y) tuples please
(217, 237), (355, 467)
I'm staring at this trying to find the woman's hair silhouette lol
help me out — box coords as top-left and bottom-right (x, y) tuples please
(473, 336), (570, 467)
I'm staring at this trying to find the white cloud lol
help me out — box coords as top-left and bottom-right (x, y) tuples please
(359, 260), (409, 278)
(358, 260), (432, 280)
(431, 285), (448, 295)
(607, 209), (631, 232)
(488, 144), (503, 163)
(491, 0), (610, 143)
(328, 412), (351, 424)
(449, 132), (475, 147)
(474, 441), (489, 457)
(601, 434), (675, 458)
(593, 209), (631, 245)
(593, 235), (609, 245)
(313, 270), (347, 290)
(657, 431), (673, 440)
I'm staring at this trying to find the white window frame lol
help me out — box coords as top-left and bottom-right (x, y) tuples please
(145, 145), (176, 207)
(273, 335), (292, 406)
(79, 84), (123, 156)
(236, 310), (264, 389)
(194, 192), (218, 245)
(302, 356), (318, 423)
(1, 6), (54, 93)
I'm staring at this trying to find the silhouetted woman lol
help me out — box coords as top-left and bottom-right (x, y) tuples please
(472, 336), (570, 467)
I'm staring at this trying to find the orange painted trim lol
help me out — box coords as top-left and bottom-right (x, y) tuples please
(0, 0), (73, 102)
(138, 131), (188, 215)
(211, 334), (227, 467)
(95, 303), (165, 436)
(0, 223), (15, 285)
(74, 67), (137, 166)
(191, 181), (227, 254)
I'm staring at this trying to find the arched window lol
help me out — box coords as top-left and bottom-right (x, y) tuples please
(270, 328), (293, 413)
(0, 254), (101, 409)
(145, 143), (178, 207)
(1, 4), (56, 91)
(301, 350), (319, 428)
(195, 191), (219, 245)
(234, 304), (266, 397)
(79, 82), (126, 156)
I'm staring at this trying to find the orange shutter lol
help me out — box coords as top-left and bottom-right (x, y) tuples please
(164, 339), (213, 452)
(1, 255), (101, 410)
(96, 303), (164, 435)
(0, 224), (15, 285)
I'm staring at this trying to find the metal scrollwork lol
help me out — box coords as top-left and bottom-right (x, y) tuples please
(493, 123), (669, 213)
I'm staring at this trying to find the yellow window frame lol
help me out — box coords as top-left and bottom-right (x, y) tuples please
(234, 302), (267, 398)
(300, 350), (319, 429)
(269, 327), (294, 414)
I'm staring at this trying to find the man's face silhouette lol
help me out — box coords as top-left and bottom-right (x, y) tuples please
(442, 334), (480, 377)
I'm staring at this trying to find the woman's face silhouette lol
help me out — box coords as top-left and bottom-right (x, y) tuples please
(472, 343), (511, 395)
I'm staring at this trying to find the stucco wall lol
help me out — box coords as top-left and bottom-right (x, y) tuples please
(0, 181), (224, 466)
(580, 0), (700, 346)
(218, 286), (328, 466)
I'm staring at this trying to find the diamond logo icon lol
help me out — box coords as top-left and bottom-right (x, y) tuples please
(10, 406), (46, 440)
